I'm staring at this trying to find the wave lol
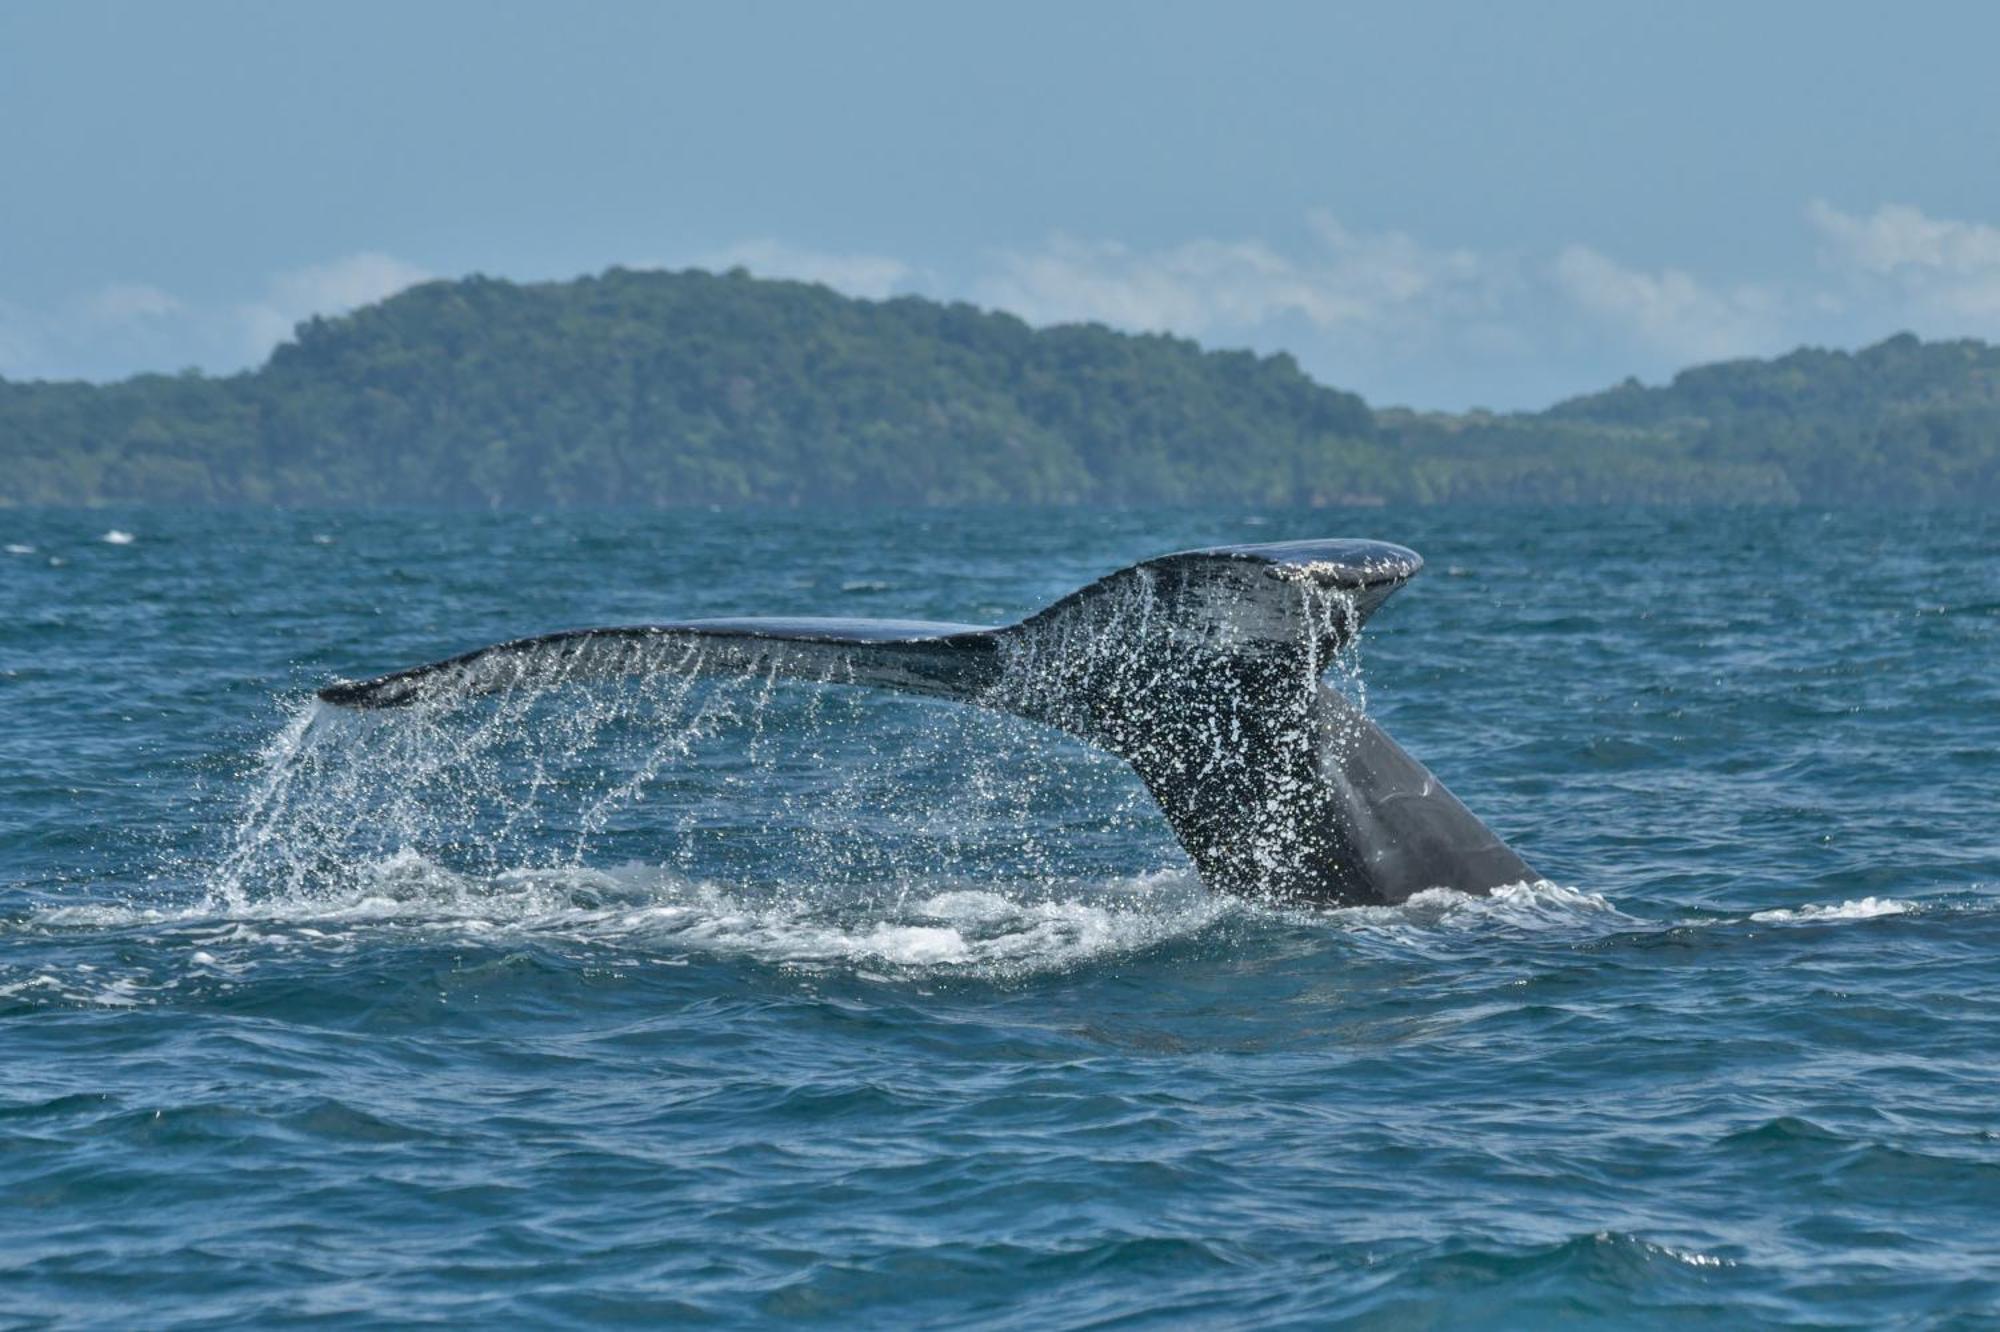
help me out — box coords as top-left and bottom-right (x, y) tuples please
(9, 855), (1642, 1015)
(22, 854), (1230, 982)
(1748, 896), (1916, 924)
(1345, 878), (1624, 925)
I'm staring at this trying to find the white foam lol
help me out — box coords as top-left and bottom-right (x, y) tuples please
(7, 851), (1660, 1014)
(1750, 896), (1915, 924)
(4, 543), (32, 555)
(0, 966), (148, 1008)
(1332, 878), (1627, 932)
(20, 850), (1227, 985)
(582, 866), (1226, 977)
(101, 529), (135, 545)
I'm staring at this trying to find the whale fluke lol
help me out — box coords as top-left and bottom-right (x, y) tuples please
(317, 539), (1533, 906)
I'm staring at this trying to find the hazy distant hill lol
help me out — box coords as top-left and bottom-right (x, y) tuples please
(1385, 332), (2000, 505)
(3, 268), (1998, 506)
(1548, 332), (2000, 427)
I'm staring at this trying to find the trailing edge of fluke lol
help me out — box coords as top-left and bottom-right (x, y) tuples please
(318, 539), (1534, 906)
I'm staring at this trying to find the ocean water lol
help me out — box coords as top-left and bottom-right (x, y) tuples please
(3, 506), (1998, 1328)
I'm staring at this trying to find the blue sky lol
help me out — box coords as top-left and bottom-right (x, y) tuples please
(4, 0), (1998, 408)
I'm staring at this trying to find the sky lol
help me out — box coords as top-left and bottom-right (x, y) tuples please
(4, 0), (1999, 409)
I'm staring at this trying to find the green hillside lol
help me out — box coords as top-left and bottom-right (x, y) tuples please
(4, 268), (1998, 507)
(0, 268), (1386, 507)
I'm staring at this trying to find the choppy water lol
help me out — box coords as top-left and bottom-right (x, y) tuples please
(3, 507), (1998, 1328)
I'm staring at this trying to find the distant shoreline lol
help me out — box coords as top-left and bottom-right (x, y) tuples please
(5, 270), (1994, 507)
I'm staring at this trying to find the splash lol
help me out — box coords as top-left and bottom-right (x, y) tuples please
(987, 565), (1376, 898)
(196, 549), (1495, 964)
(210, 645), (1169, 924)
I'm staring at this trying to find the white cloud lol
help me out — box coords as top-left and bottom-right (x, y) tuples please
(964, 215), (1805, 403)
(972, 215), (1791, 378)
(279, 251), (432, 312)
(14, 205), (2000, 406)
(691, 239), (913, 300)
(973, 213), (1501, 342)
(0, 286), (191, 380)
(1807, 200), (2000, 275)
(1549, 244), (1780, 363)
(1807, 199), (2000, 322)
(236, 251), (431, 359)
(0, 252), (429, 381)
(81, 282), (182, 328)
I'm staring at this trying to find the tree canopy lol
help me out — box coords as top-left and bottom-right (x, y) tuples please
(4, 268), (1997, 507)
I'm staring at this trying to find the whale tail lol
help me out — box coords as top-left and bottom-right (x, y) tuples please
(317, 539), (1533, 905)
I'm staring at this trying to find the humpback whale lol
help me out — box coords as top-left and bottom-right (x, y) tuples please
(317, 539), (1533, 906)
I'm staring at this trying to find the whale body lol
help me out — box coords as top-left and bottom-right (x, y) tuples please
(317, 539), (1534, 906)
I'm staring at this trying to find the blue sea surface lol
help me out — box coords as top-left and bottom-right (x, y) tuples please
(3, 506), (1998, 1328)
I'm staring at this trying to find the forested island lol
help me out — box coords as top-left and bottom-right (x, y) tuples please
(5, 266), (1998, 507)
